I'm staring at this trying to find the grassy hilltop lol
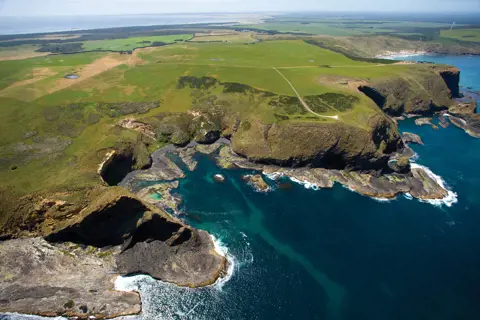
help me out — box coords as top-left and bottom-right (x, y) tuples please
(0, 34), (457, 235)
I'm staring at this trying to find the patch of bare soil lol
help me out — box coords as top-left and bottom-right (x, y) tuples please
(49, 54), (127, 94)
(317, 75), (368, 92)
(4, 67), (57, 90)
(0, 50), (50, 61)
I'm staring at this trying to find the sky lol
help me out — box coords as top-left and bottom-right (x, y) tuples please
(0, 0), (479, 16)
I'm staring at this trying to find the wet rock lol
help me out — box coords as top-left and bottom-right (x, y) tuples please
(178, 148), (198, 171)
(216, 145), (450, 201)
(415, 117), (438, 129)
(120, 148), (185, 190)
(117, 213), (226, 287)
(402, 132), (424, 145)
(136, 182), (182, 213)
(438, 115), (450, 128)
(448, 114), (480, 138)
(0, 238), (140, 318)
(242, 174), (270, 192)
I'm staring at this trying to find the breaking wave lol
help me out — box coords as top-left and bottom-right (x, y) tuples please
(410, 163), (458, 207)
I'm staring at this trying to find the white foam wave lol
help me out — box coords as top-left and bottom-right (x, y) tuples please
(114, 274), (140, 293)
(210, 235), (235, 289)
(263, 171), (284, 180)
(372, 197), (395, 203)
(403, 193), (413, 200)
(289, 177), (320, 190)
(411, 163), (458, 207)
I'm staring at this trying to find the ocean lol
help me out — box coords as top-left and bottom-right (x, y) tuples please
(0, 14), (262, 35)
(4, 56), (480, 320)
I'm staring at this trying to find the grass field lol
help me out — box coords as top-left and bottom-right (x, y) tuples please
(79, 34), (193, 51)
(239, 23), (360, 36)
(238, 20), (458, 37)
(0, 45), (49, 61)
(440, 29), (480, 42)
(191, 32), (257, 43)
(0, 38), (445, 197)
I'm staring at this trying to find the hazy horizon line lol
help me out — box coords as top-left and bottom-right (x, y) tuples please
(1, 10), (479, 18)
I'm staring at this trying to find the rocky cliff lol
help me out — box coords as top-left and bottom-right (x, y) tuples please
(0, 186), (226, 318)
(358, 67), (457, 116)
(230, 114), (402, 172)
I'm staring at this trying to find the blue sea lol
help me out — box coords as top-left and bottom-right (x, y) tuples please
(111, 55), (480, 320)
(0, 14), (256, 35)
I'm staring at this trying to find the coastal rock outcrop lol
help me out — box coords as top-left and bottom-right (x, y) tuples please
(449, 101), (477, 114)
(448, 114), (480, 138)
(231, 114), (402, 172)
(402, 132), (424, 145)
(117, 214), (226, 287)
(0, 185), (227, 317)
(446, 101), (480, 138)
(216, 145), (451, 201)
(358, 70), (454, 116)
(243, 174), (270, 192)
(0, 238), (141, 319)
(436, 67), (460, 98)
(415, 117), (438, 129)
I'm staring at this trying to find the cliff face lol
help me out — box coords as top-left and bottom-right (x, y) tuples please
(358, 69), (454, 116)
(0, 186), (226, 288)
(231, 114), (402, 172)
(437, 67), (460, 98)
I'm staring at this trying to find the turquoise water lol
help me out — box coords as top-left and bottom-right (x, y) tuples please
(112, 55), (480, 320)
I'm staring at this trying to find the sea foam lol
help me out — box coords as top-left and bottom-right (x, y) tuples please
(210, 235), (235, 289)
(288, 177), (320, 190)
(410, 163), (458, 207)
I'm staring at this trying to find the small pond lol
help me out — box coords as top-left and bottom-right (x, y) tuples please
(64, 74), (79, 79)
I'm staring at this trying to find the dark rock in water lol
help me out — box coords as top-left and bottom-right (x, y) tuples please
(213, 174), (226, 183)
(402, 132), (424, 145)
(415, 117), (438, 129)
(438, 115), (450, 128)
(242, 174), (270, 192)
(117, 213), (226, 287)
(217, 146), (449, 201)
(448, 114), (480, 138)
(0, 238), (141, 318)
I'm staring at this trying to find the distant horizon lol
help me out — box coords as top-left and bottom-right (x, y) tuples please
(1, 10), (480, 18)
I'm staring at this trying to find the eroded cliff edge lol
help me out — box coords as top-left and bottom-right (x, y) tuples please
(0, 186), (226, 318)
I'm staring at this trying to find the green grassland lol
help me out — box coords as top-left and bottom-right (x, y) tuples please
(0, 38), (444, 198)
(440, 29), (480, 42)
(80, 34), (193, 51)
(190, 32), (257, 43)
(237, 20), (458, 37)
